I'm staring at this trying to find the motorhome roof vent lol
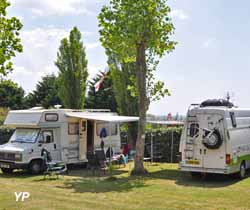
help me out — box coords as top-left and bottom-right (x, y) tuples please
(200, 99), (234, 108)
(29, 106), (43, 110)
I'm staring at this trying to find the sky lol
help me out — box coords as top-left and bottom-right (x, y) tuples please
(6, 0), (250, 116)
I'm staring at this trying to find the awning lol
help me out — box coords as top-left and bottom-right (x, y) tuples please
(66, 112), (139, 123)
(147, 120), (184, 126)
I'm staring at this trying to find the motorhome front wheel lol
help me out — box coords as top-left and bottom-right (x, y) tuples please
(29, 160), (43, 174)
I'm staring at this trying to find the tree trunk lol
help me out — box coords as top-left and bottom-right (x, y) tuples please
(128, 122), (138, 148)
(132, 43), (147, 175)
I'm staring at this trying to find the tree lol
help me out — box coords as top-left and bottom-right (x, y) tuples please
(85, 71), (117, 112)
(99, 0), (176, 174)
(55, 27), (88, 109)
(108, 53), (138, 146)
(0, 79), (25, 109)
(24, 74), (61, 109)
(0, 0), (23, 75)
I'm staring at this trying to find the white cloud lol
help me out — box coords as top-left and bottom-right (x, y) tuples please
(88, 64), (106, 79)
(86, 42), (101, 50)
(7, 27), (102, 93)
(170, 9), (189, 20)
(10, 0), (94, 16)
(202, 38), (217, 48)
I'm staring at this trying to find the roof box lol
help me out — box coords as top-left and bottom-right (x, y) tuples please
(200, 99), (234, 108)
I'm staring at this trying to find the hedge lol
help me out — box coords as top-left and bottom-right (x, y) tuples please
(121, 127), (183, 163)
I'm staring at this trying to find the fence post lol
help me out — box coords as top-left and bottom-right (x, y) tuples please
(150, 132), (153, 163)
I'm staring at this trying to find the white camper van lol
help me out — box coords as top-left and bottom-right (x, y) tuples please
(0, 108), (138, 174)
(179, 99), (250, 178)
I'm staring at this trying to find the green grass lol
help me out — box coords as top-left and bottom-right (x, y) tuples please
(0, 163), (249, 210)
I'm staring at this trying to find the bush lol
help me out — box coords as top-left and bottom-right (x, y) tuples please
(0, 107), (8, 126)
(0, 127), (14, 145)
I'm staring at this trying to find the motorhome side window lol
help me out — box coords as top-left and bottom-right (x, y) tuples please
(190, 123), (199, 137)
(40, 130), (54, 143)
(45, 113), (58, 122)
(96, 123), (117, 136)
(230, 112), (237, 128)
(68, 123), (79, 135)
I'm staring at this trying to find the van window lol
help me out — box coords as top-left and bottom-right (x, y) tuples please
(68, 123), (79, 135)
(230, 112), (237, 128)
(96, 123), (118, 136)
(45, 113), (58, 122)
(10, 129), (39, 143)
(41, 130), (54, 143)
(189, 123), (199, 137)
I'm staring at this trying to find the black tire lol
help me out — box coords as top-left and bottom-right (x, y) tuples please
(203, 129), (223, 150)
(190, 172), (202, 179)
(1, 168), (13, 174)
(237, 162), (246, 179)
(29, 160), (43, 174)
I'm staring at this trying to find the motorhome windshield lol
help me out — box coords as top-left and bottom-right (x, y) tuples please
(10, 129), (39, 143)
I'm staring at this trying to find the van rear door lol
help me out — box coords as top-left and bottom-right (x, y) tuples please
(197, 113), (225, 169)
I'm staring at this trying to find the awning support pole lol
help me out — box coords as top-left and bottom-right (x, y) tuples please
(171, 129), (174, 163)
(109, 122), (112, 165)
(151, 133), (153, 163)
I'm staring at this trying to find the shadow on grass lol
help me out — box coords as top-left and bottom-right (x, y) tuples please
(0, 170), (38, 179)
(0, 163), (245, 190)
(57, 175), (148, 193)
(147, 167), (242, 188)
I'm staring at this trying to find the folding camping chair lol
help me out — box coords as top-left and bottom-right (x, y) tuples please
(95, 150), (107, 174)
(42, 148), (67, 179)
(87, 150), (107, 176)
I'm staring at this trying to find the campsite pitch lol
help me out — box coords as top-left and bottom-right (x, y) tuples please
(0, 163), (249, 210)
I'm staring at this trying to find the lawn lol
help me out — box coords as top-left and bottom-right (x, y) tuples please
(0, 163), (249, 210)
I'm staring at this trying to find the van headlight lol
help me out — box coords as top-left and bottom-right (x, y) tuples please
(15, 153), (22, 161)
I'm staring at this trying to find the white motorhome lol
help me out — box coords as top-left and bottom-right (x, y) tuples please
(179, 99), (250, 178)
(0, 108), (138, 174)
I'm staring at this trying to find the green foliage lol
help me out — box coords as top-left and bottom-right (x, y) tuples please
(0, 126), (14, 145)
(0, 107), (8, 125)
(0, 79), (25, 109)
(0, 0), (23, 75)
(109, 58), (138, 116)
(85, 71), (117, 112)
(24, 74), (61, 109)
(108, 54), (139, 145)
(55, 27), (88, 109)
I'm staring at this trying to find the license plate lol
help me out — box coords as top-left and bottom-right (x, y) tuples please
(186, 160), (200, 165)
(0, 164), (10, 168)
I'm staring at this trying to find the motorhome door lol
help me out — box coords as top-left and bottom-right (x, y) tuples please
(39, 129), (60, 161)
(79, 120), (87, 160)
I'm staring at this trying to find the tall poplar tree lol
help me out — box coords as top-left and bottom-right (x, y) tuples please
(99, 0), (176, 174)
(55, 27), (88, 109)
